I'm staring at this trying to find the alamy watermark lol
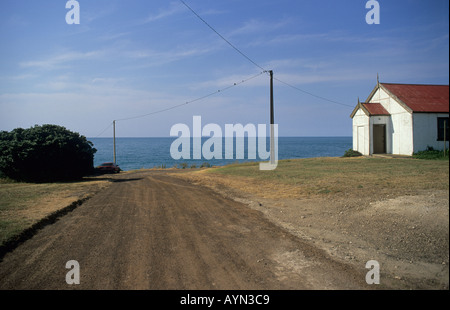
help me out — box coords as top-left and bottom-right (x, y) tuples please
(66, 260), (80, 285)
(65, 1), (379, 26)
(366, 0), (380, 25)
(365, 260), (380, 284)
(66, 0), (80, 25)
(170, 116), (278, 170)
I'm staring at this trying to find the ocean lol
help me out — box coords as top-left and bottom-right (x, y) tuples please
(89, 137), (352, 171)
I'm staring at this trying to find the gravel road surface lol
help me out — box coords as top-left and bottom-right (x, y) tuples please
(0, 170), (372, 290)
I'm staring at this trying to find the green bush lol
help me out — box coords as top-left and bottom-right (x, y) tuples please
(0, 125), (97, 182)
(413, 146), (449, 160)
(343, 149), (363, 157)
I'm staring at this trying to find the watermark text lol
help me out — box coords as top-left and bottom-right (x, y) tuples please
(366, 0), (380, 25)
(170, 116), (278, 170)
(365, 260), (380, 284)
(66, 260), (80, 284)
(66, 0), (80, 25)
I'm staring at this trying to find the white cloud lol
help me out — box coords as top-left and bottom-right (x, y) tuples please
(228, 18), (290, 38)
(142, 1), (184, 24)
(19, 50), (106, 70)
(0, 82), (191, 136)
(123, 44), (219, 68)
(99, 32), (131, 41)
(1, 73), (37, 81)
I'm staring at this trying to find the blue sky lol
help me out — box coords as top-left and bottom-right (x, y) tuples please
(0, 0), (448, 137)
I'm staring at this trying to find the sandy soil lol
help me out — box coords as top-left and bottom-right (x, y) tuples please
(0, 169), (447, 290)
(177, 171), (449, 290)
(0, 170), (370, 290)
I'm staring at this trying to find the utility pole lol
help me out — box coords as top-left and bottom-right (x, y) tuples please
(269, 70), (275, 165)
(113, 120), (116, 165)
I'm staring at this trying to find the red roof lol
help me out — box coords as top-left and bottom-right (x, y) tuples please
(361, 102), (390, 116)
(381, 83), (449, 113)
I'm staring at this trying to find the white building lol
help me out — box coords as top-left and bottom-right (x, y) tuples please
(351, 82), (449, 156)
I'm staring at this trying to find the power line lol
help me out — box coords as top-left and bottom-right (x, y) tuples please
(274, 77), (354, 108)
(94, 121), (113, 138)
(94, 71), (264, 136)
(114, 71), (265, 122)
(115, 102), (188, 122)
(180, 0), (353, 109)
(179, 0), (266, 72)
(95, 1), (354, 137)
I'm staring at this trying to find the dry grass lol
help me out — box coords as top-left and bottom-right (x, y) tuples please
(1, 157), (448, 247)
(0, 178), (110, 245)
(176, 157), (449, 200)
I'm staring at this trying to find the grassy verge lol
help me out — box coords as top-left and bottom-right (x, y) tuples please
(0, 177), (110, 246)
(188, 157), (449, 200)
(413, 149), (449, 160)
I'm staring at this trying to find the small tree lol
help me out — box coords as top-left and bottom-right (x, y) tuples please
(0, 125), (96, 182)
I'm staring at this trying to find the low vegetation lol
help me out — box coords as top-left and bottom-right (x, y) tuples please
(0, 177), (109, 246)
(342, 148), (363, 157)
(0, 125), (96, 183)
(413, 146), (449, 160)
(202, 157), (449, 199)
(2, 155), (448, 251)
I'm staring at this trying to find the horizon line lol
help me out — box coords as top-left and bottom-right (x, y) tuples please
(88, 135), (352, 139)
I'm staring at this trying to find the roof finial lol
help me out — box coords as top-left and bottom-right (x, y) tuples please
(358, 96), (360, 105)
(377, 73), (380, 87)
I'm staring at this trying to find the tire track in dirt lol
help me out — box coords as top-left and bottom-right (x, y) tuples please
(0, 171), (369, 290)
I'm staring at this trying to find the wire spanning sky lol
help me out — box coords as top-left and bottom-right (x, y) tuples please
(0, 0), (448, 137)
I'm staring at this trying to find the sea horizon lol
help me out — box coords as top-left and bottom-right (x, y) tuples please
(90, 136), (353, 171)
(89, 136), (352, 138)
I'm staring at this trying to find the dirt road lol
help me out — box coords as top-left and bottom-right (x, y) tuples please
(0, 170), (371, 290)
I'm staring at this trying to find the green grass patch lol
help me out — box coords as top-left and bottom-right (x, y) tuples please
(209, 157), (449, 197)
(413, 148), (449, 160)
